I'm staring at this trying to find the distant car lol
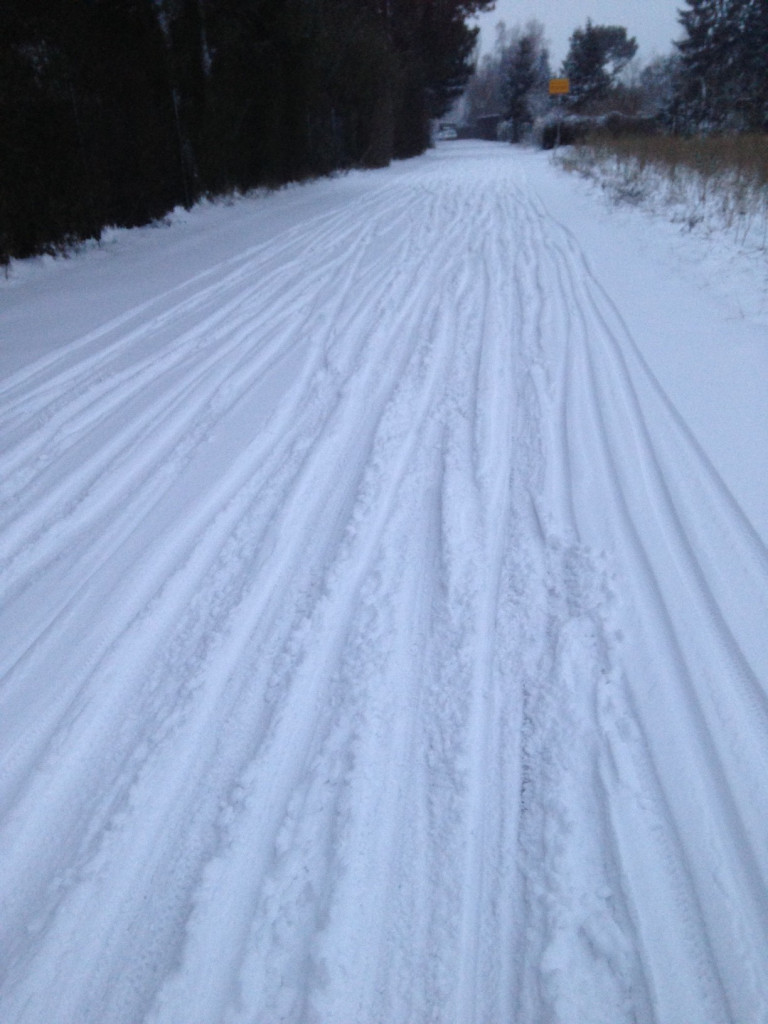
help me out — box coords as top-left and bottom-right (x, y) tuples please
(436, 125), (458, 141)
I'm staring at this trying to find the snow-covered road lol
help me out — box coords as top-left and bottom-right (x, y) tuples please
(2, 143), (767, 1024)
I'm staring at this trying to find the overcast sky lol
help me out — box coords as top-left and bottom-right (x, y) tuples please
(471, 0), (682, 67)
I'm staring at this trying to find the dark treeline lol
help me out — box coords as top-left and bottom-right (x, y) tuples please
(672, 0), (768, 133)
(0, 0), (492, 263)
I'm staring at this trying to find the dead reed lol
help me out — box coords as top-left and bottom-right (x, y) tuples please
(557, 133), (768, 248)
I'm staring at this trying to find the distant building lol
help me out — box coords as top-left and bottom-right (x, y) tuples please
(474, 114), (502, 140)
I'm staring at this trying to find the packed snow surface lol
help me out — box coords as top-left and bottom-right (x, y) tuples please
(1, 143), (767, 1024)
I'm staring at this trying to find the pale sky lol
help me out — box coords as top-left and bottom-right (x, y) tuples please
(471, 0), (682, 67)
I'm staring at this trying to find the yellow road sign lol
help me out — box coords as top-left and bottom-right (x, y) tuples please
(549, 78), (570, 95)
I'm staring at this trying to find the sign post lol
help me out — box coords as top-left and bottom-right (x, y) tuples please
(548, 78), (570, 148)
(548, 78), (570, 97)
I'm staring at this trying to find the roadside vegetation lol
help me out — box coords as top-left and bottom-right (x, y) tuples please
(459, 0), (767, 247)
(556, 134), (768, 249)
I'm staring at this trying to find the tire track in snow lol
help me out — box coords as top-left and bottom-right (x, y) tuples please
(475, 188), (649, 1024)
(0, 188), (425, 567)
(519, 190), (768, 1022)
(0, 184), (437, 694)
(143, 179), (517, 1024)
(0, 167), (512, 1024)
(0, 176), (427, 416)
(0, 186), (436, 919)
(573, 312), (768, 1023)
(2, 145), (768, 1024)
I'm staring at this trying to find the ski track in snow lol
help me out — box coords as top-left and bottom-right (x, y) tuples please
(1, 144), (767, 1024)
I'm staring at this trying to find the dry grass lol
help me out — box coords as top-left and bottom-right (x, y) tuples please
(557, 133), (768, 248)
(581, 133), (768, 187)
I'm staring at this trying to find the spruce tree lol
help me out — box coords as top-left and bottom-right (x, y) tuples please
(727, 0), (768, 129)
(674, 0), (767, 130)
(562, 20), (637, 111)
(1, 0), (497, 262)
(674, 0), (724, 129)
(504, 24), (549, 142)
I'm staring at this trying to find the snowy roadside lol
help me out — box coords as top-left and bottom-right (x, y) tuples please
(0, 171), (391, 374)
(530, 146), (768, 541)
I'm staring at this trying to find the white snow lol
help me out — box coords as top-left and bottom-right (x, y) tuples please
(1, 141), (767, 1024)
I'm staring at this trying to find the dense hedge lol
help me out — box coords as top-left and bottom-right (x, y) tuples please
(0, 0), (492, 264)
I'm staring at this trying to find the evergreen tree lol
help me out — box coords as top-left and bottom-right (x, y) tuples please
(0, 1), (92, 259)
(80, 0), (182, 227)
(461, 20), (549, 140)
(674, 0), (768, 130)
(637, 55), (683, 119)
(462, 50), (508, 126)
(159, 0), (210, 204)
(562, 20), (637, 111)
(674, 0), (725, 128)
(0, 0), (181, 259)
(387, 0), (493, 156)
(734, 0), (768, 129)
(503, 22), (550, 141)
(1, 0), (494, 263)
